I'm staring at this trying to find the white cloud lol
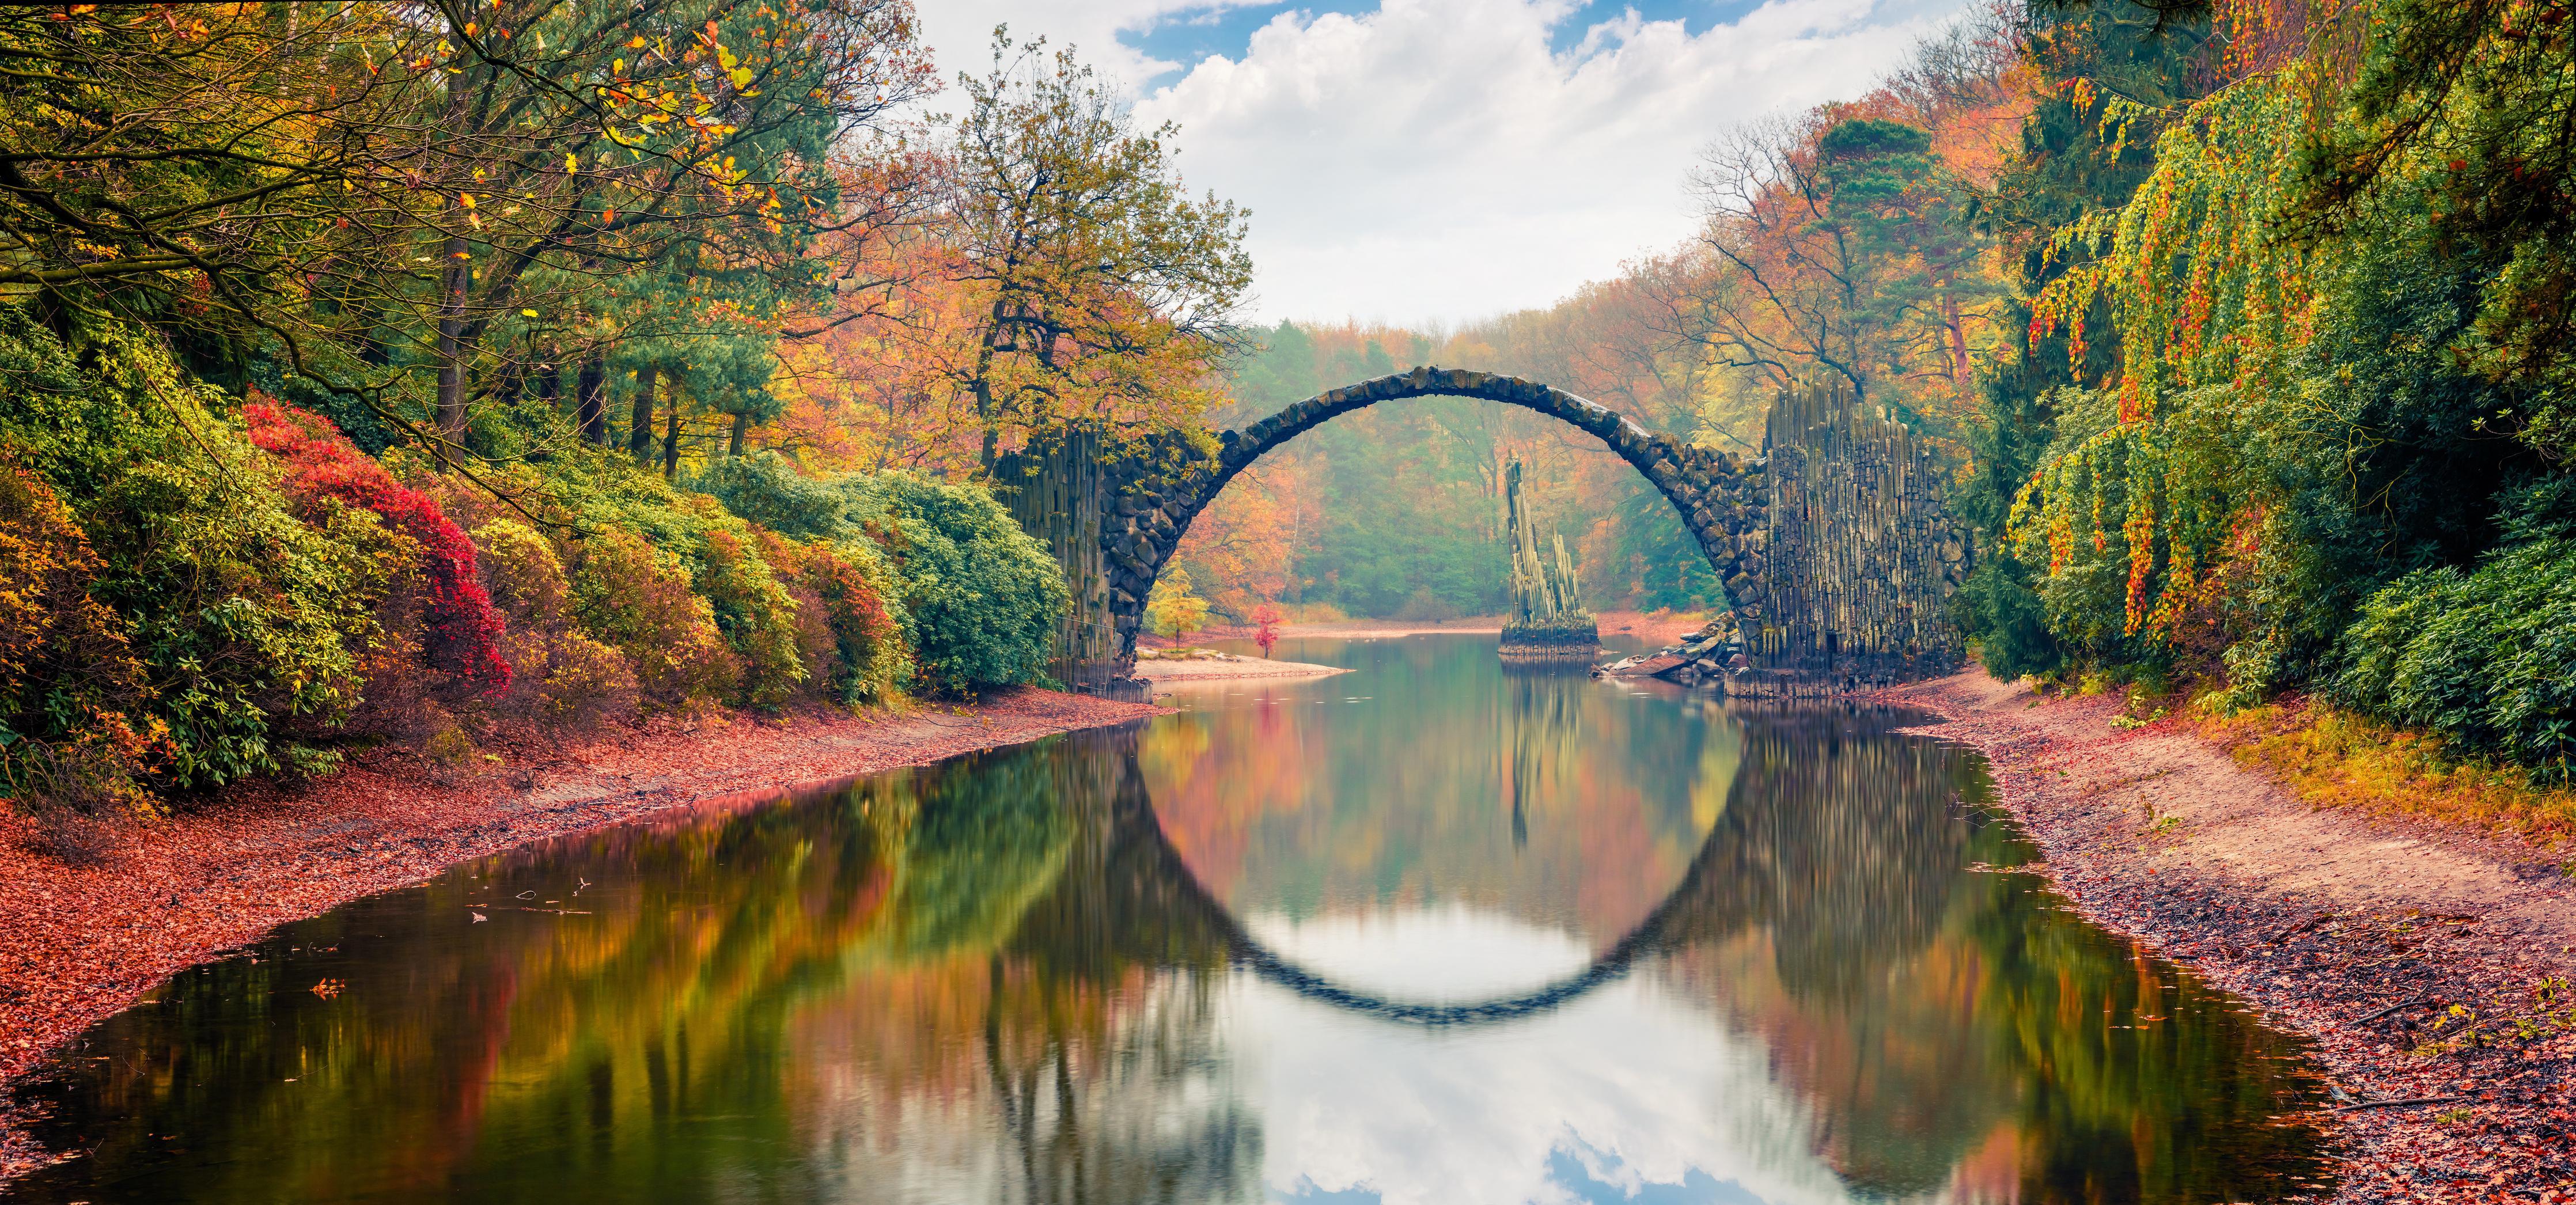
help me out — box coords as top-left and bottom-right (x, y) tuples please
(910, 0), (1206, 93)
(913, 0), (1968, 325)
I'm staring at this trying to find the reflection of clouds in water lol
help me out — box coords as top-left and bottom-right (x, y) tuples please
(1240, 904), (1596, 1001)
(1231, 907), (1870, 1205)
(1545, 1139), (1773, 1205)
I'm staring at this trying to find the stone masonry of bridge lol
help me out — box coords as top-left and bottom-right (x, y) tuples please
(997, 367), (1963, 696)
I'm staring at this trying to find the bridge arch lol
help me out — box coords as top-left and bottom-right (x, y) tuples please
(1104, 744), (1747, 1028)
(998, 367), (1968, 691)
(1091, 703), (1969, 1025)
(1071, 367), (1774, 668)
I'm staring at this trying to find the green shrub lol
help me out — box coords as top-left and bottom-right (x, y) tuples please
(693, 456), (1059, 696)
(842, 472), (1065, 695)
(0, 456), (167, 842)
(548, 459), (810, 709)
(0, 310), (393, 790)
(690, 513), (808, 709)
(691, 452), (846, 540)
(756, 529), (908, 706)
(1956, 555), (2063, 681)
(2332, 536), (2576, 776)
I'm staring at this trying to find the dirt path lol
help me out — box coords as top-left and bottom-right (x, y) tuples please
(0, 687), (1164, 1180)
(1884, 670), (2576, 1200)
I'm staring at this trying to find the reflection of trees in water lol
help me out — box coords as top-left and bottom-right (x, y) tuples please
(14, 790), (916, 1203)
(974, 957), (1259, 1205)
(877, 749), (1073, 959)
(1501, 664), (1589, 848)
(1653, 704), (1998, 1198)
(1668, 705), (1972, 993)
(964, 733), (1262, 1205)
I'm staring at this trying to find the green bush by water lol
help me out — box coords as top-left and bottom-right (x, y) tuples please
(696, 452), (1066, 695)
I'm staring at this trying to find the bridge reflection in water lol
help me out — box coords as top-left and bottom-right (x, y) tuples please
(8, 642), (2329, 1205)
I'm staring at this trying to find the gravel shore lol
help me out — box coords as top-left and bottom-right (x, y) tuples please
(1882, 670), (2576, 1201)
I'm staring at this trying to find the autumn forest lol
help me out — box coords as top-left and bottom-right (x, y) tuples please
(7, 0), (2576, 1195)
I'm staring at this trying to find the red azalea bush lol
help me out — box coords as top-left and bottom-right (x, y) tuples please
(242, 395), (511, 695)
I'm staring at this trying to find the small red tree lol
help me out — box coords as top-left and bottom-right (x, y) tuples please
(243, 396), (512, 695)
(1252, 602), (1284, 660)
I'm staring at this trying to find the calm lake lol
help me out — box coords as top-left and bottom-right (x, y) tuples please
(6, 635), (2330, 1204)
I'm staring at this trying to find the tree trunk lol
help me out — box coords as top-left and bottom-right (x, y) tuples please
(575, 354), (607, 444)
(728, 410), (748, 457)
(537, 355), (560, 418)
(661, 400), (680, 478)
(628, 365), (657, 464)
(1942, 292), (1971, 391)
(972, 294), (1012, 471)
(494, 357), (523, 409)
(434, 233), (471, 441)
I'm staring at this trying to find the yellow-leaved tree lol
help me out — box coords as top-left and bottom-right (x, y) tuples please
(940, 31), (1255, 468)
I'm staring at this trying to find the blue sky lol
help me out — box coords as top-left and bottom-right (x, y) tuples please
(911, 0), (1968, 324)
(1116, 0), (1775, 62)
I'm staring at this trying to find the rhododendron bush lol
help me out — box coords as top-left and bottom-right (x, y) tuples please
(471, 520), (639, 729)
(0, 458), (168, 852)
(570, 528), (739, 707)
(0, 302), (1080, 832)
(692, 453), (1062, 695)
(244, 395), (512, 697)
(0, 313), (388, 802)
(757, 529), (908, 705)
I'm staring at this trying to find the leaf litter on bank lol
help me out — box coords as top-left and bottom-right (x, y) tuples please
(1882, 671), (2576, 1202)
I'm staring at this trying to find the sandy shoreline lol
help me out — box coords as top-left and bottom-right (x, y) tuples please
(1880, 670), (2576, 1200)
(0, 687), (1166, 1181)
(1135, 652), (1349, 681)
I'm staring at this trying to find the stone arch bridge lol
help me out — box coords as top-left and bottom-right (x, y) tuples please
(997, 367), (1966, 694)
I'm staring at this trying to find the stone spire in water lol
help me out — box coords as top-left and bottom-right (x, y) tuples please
(1502, 458), (1596, 657)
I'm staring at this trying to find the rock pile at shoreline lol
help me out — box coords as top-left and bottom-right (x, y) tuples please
(1595, 618), (1742, 686)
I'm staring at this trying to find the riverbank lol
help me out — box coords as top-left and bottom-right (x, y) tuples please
(1882, 670), (2576, 1201)
(1134, 649), (1348, 681)
(0, 687), (1165, 1180)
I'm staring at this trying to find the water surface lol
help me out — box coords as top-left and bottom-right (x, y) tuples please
(7, 635), (2329, 1203)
